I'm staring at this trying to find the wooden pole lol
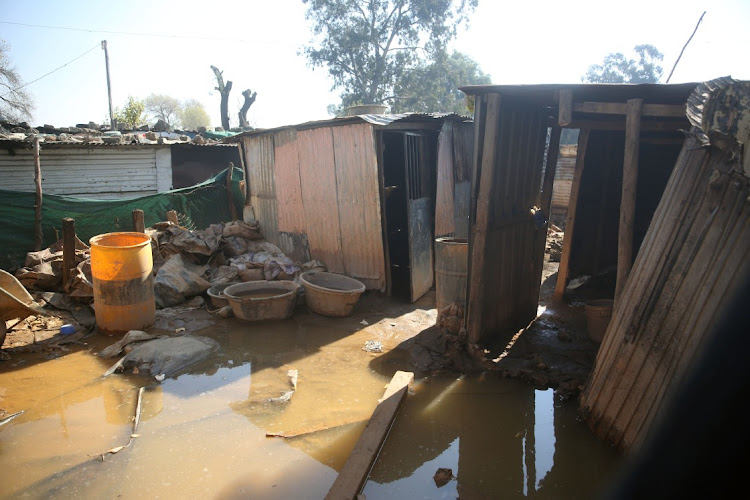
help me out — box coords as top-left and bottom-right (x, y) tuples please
(132, 209), (145, 233)
(226, 162), (238, 221)
(33, 137), (43, 251)
(62, 218), (76, 291)
(102, 40), (115, 129)
(325, 371), (414, 500)
(616, 99), (643, 302)
(554, 129), (590, 301)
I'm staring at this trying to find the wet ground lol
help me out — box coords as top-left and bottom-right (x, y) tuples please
(0, 257), (623, 499)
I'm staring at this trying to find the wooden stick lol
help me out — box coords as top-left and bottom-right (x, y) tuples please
(325, 371), (414, 500)
(616, 99), (643, 302)
(554, 129), (590, 301)
(33, 137), (43, 251)
(132, 209), (145, 233)
(62, 218), (76, 292)
(266, 419), (367, 439)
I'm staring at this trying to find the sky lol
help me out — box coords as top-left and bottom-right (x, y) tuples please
(1, 0), (748, 131)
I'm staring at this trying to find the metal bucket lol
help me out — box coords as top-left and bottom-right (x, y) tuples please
(90, 232), (155, 335)
(585, 299), (614, 343)
(434, 237), (468, 315)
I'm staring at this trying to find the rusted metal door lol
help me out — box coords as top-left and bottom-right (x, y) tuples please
(404, 133), (434, 302)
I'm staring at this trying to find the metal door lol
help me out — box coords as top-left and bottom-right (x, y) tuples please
(404, 133), (434, 302)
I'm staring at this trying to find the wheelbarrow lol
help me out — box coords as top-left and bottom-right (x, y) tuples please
(1, 269), (48, 347)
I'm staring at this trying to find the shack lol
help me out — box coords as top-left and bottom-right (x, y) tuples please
(227, 113), (473, 301)
(0, 137), (241, 198)
(458, 82), (697, 345)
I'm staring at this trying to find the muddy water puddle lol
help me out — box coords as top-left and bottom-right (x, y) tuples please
(0, 303), (621, 499)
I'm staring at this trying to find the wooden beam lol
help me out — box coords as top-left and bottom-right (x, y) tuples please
(554, 129), (590, 301)
(62, 218), (76, 291)
(33, 137), (43, 251)
(466, 93), (502, 344)
(558, 89), (573, 127)
(132, 209), (145, 233)
(615, 99), (643, 301)
(562, 119), (688, 132)
(573, 101), (685, 118)
(325, 371), (414, 500)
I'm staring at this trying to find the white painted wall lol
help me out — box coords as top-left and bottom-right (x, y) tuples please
(0, 145), (173, 199)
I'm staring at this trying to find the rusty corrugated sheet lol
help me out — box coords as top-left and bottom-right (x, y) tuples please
(297, 127), (345, 273)
(242, 134), (279, 245)
(467, 96), (549, 344)
(331, 123), (385, 290)
(435, 121), (456, 237)
(551, 155), (576, 209)
(273, 129), (306, 233)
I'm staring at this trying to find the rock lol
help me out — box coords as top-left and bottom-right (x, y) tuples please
(238, 268), (264, 282)
(115, 335), (220, 378)
(145, 131), (158, 141)
(192, 134), (205, 144)
(102, 136), (122, 144)
(153, 119), (170, 132)
(214, 126), (224, 132)
(433, 468), (454, 487)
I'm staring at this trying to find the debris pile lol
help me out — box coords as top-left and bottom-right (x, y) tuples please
(545, 224), (564, 262)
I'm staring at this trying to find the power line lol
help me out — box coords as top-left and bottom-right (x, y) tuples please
(1, 43), (100, 97)
(0, 19), (258, 43)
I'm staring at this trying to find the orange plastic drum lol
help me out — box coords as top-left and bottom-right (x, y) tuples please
(90, 232), (155, 335)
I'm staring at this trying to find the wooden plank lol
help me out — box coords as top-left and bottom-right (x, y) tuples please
(62, 218), (76, 291)
(615, 98), (643, 302)
(33, 137), (42, 251)
(132, 209), (145, 233)
(558, 89), (573, 126)
(574, 101), (685, 117)
(273, 128), (306, 233)
(466, 93), (501, 344)
(554, 129), (590, 301)
(562, 119), (688, 132)
(325, 371), (414, 500)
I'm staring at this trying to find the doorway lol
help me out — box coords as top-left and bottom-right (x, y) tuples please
(381, 131), (437, 302)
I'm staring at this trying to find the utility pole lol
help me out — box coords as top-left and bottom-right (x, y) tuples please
(102, 40), (115, 129)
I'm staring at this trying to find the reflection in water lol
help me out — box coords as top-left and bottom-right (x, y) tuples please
(533, 389), (555, 492)
(363, 374), (621, 499)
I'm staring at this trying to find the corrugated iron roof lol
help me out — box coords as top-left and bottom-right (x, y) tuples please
(224, 112), (471, 142)
(459, 82), (701, 105)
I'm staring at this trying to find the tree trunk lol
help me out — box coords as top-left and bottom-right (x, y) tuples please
(238, 89), (257, 128)
(211, 65), (232, 130)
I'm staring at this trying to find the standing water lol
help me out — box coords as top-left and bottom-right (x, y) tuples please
(0, 302), (621, 498)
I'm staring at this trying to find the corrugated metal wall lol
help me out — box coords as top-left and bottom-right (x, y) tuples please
(467, 94), (550, 344)
(580, 133), (750, 453)
(550, 148), (576, 209)
(0, 146), (171, 199)
(241, 123), (386, 290)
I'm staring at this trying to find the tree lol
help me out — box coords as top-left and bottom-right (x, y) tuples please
(0, 40), (34, 122)
(114, 95), (145, 129)
(180, 99), (211, 131)
(211, 65), (233, 130)
(390, 50), (490, 114)
(303, 0), (478, 108)
(145, 94), (182, 128)
(238, 89), (257, 129)
(583, 44), (664, 84)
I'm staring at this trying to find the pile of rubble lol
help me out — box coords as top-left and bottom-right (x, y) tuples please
(545, 224), (564, 262)
(13, 219), (325, 312)
(0, 120), (231, 146)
